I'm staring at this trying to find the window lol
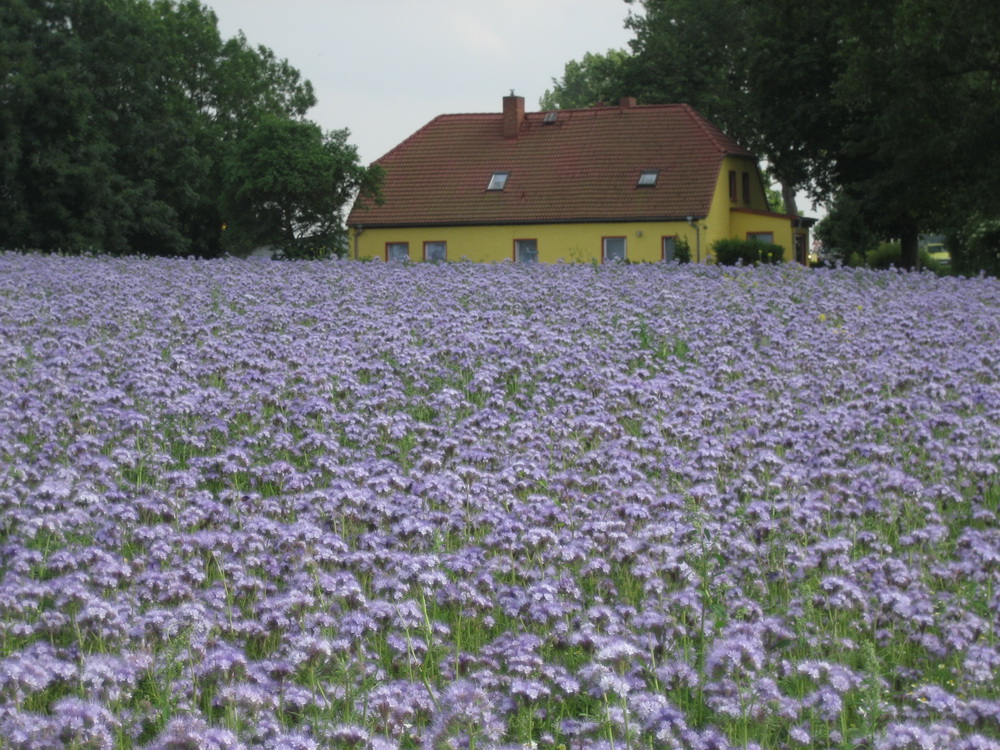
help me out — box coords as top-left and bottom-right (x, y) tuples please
(424, 241), (447, 262)
(603, 236), (626, 262)
(487, 172), (509, 191)
(637, 170), (659, 187)
(729, 171), (737, 201)
(386, 242), (409, 262)
(662, 236), (677, 262)
(742, 172), (751, 204)
(515, 239), (538, 263)
(747, 232), (774, 244)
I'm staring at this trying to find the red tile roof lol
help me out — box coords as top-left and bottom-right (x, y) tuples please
(348, 102), (756, 228)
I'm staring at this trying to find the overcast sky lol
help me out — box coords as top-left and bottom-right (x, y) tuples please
(204, 0), (638, 165)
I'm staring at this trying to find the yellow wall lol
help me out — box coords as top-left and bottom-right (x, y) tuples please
(718, 155), (772, 214)
(350, 155), (801, 263)
(709, 156), (796, 261)
(352, 221), (702, 264)
(729, 211), (796, 260)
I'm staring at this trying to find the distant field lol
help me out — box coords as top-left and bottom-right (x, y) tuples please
(1, 254), (998, 749)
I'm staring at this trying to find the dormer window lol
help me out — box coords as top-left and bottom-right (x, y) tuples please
(637, 170), (659, 187)
(487, 172), (509, 191)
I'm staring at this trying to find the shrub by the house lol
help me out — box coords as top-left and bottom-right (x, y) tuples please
(712, 237), (785, 265)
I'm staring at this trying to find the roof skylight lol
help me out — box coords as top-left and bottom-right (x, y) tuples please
(487, 172), (509, 191)
(637, 170), (660, 187)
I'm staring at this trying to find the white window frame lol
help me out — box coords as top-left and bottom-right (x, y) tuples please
(637, 170), (659, 187)
(424, 241), (447, 262)
(487, 172), (509, 191)
(603, 236), (627, 262)
(515, 239), (538, 263)
(386, 242), (409, 262)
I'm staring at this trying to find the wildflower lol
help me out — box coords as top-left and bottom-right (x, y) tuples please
(874, 721), (959, 749)
(423, 680), (505, 749)
(146, 714), (246, 749)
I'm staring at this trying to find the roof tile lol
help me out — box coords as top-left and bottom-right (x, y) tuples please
(348, 102), (754, 227)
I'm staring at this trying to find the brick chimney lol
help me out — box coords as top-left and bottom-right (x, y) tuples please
(503, 93), (525, 139)
(619, 96), (637, 108)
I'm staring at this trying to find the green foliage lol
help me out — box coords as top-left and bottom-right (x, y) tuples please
(864, 241), (905, 270)
(950, 216), (1000, 277)
(562, 0), (1000, 271)
(815, 192), (880, 263)
(765, 184), (786, 214)
(626, 0), (754, 139)
(830, 0), (1000, 268)
(538, 49), (632, 110)
(0, 0), (377, 258)
(711, 238), (785, 265)
(674, 235), (692, 264)
(624, 0), (834, 217)
(920, 251), (951, 276)
(221, 116), (381, 257)
(856, 241), (951, 274)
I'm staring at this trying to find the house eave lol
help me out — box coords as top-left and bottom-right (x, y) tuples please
(348, 215), (708, 231)
(730, 206), (818, 226)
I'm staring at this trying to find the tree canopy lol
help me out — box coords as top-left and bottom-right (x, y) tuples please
(539, 50), (632, 111)
(222, 116), (382, 259)
(0, 0), (380, 257)
(545, 0), (1000, 269)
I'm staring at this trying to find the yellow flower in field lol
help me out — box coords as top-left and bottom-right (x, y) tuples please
(818, 313), (827, 322)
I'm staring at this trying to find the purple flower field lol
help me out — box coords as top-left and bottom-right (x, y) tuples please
(1, 253), (999, 749)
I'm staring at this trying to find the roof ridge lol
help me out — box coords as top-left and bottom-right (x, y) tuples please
(534, 101), (689, 115)
(677, 103), (747, 157)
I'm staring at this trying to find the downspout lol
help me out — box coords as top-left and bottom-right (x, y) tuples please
(687, 216), (702, 263)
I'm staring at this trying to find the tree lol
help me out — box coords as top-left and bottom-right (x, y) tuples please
(81, 0), (219, 255)
(555, 0), (1000, 269)
(829, 0), (1000, 268)
(950, 218), (1000, 278)
(622, 0), (853, 218)
(0, 0), (374, 258)
(765, 186), (785, 215)
(814, 192), (879, 264)
(544, 0), (836, 217)
(1, 0), (134, 253)
(222, 116), (381, 258)
(539, 50), (632, 110)
(623, 0), (752, 141)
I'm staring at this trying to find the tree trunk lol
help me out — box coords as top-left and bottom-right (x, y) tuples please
(900, 224), (919, 269)
(781, 182), (799, 217)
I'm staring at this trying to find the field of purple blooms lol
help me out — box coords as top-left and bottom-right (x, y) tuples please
(1, 253), (999, 749)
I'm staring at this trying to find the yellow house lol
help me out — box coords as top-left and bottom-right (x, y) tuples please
(348, 95), (812, 264)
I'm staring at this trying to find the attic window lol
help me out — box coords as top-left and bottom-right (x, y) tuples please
(637, 170), (660, 187)
(487, 172), (509, 191)
(543, 111), (559, 124)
